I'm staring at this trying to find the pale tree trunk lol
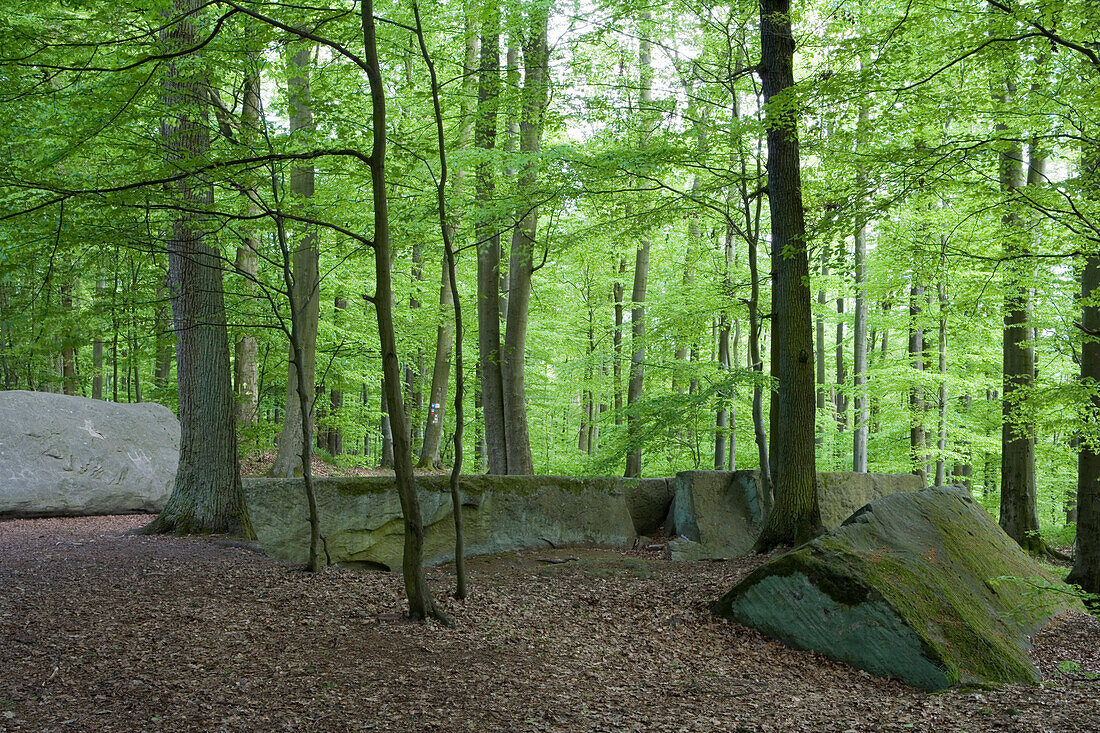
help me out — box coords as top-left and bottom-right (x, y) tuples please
(815, 244), (828, 445)
(502, 2), (550, 475)
(835, 283), (847, 432)
(624, 14), (653, 479)
(476, 8), (507, 474)
(419, 22), (476, 470)
(326, 296), (346, 456)
(60, 283), (77, 396)
(755, 0), (820, 551)
(613, 259), (625, 426)
(624, 238), (649, 478)
(93, 277), (106, 399)
(853, 219), (869, 471)
(936, 282), (948, 486)
(379, 377), (394, 468)
(909, 279), (928, 484)
(234, 56), (261, 426)
(271, 40), (320, 478)
(145, 0), (251, 538)
(154, 265), (174, 390)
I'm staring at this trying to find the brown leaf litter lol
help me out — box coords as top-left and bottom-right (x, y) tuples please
(1, 515), (1098, 732)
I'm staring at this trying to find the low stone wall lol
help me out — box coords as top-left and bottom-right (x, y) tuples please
(243, 475), (637, 570)
(665, 470), (924, 560)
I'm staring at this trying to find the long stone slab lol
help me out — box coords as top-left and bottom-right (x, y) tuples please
(666, 470), (923, 560)
(0, 391), (178, 518)
(243, 474), (637, 570)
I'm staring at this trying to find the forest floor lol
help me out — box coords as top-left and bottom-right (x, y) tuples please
(1, 516), (1099, 733)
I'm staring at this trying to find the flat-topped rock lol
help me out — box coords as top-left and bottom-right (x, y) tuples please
(244, 474), (637, 570)
(665, 470), (922, 560)
(0, 391), (179, 518)
(713, 486), (1083, 690)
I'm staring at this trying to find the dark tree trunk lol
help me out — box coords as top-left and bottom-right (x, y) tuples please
(1070, 250), (1100, 595)
(144, 0), (251, 538)
(475, 9), (507, 475)
(363, 0), (445, 623)
(754, 0), (820, 551)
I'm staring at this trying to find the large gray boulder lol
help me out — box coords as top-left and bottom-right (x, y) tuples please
(244, 474), (637, 569)
(713, 486), (1084, 690)
(0, 391), (179, 518)
(665, 470), (922, 559)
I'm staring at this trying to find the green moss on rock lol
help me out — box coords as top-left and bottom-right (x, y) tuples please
(713, 486), (1083, 690)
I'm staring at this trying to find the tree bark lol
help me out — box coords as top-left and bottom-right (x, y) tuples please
(271, 40), (320, 478)
(909, 279), (928, 485)
(234, 56), (261, 426)
(501, 3), (550, 476)
(997, 103), (1042, 552)
(853, 215), (868, 471)
(624, 15), (653, 479)
(144, 0), (251, 538)
(476, 8), (507, 475)
(362, 0), (445, 623)
(754, 0), (820, 551)
(418, 23), (476, 470)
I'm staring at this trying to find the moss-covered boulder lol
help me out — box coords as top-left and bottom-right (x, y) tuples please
(665, 470), (921, 560)
(713, 486), (1083, 690)
(243, 475), (636, 570)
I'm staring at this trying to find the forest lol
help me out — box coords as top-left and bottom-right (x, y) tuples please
(2, 0), (1100, 587)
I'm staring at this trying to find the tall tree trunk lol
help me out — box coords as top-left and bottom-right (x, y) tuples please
(60, 283), (77, 396)
(271, 40), (320, 478)
(419, 23), (476, 470)
(326, 296), (347, 456)
(936, 282), (948, 486)
(234, 55), (261, 426)
(754, 0), (820, 551)
(853, 216), (869, 471)
(909, 279), (928, 484)
(1071, 248), (1100, 595)
(815, 244), (828, 444)
(93, 277), (106, 399)
(362, 0), (446, 623)
(502, 3), (549, 475)
(997, 99), (1042, 552)
(613, 259), (625, 426)
(476, 8), (507, 475)
(625, 238), (650, 478)
(144, 0), (251, 538)
(624, 15), (653, 479)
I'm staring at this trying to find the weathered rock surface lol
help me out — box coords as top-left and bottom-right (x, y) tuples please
(244, 475), (637, 570)
(665, 470), (922, 560)
(713, 486), (1083, 690)
(666, 471), (762, 560)
(816, 471), (923, 528)
(623, 477), (673, 535)
(0, 391), (179, 518)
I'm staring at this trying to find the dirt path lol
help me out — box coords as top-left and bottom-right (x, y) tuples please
(1, 515), (1098, 732)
